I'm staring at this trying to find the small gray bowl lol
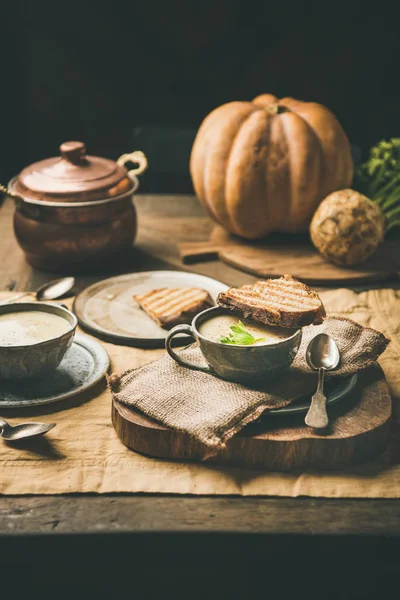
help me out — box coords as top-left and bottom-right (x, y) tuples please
(166, 306), (302, 383)
(0, 302), (77, 380)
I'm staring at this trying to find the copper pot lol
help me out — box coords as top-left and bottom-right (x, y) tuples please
(4, 141), (147, 273)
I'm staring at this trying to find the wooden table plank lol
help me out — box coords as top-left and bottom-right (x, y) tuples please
(1, 496), (400, 536)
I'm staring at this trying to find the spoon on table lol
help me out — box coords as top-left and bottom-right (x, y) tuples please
(304, 333), (340, 430)
(0, 417), (56, 441)
(0, 277), (75, 305)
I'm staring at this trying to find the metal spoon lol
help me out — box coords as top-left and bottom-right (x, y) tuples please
(304, 333), (340, 429)
(0, 417), (56, 441)
(0, 277), (75, 305)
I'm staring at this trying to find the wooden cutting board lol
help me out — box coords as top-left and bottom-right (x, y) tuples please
(178, 227), (400, 285)
(112, 365), (392, 471)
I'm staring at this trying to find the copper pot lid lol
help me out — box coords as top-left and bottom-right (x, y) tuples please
(12, 142), (147, 204)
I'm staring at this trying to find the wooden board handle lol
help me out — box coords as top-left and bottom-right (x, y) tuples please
(178, 242), (221, 264)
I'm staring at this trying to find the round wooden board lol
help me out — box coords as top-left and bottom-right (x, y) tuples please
(112, 364), (392, 471)
(179, 227), (400, 285)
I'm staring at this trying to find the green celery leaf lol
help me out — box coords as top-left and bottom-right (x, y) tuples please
(219, 321), (266, 345)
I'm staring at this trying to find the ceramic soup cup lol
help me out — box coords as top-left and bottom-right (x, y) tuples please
(0, 302), (77, 380)
(166, 306), (302, 383)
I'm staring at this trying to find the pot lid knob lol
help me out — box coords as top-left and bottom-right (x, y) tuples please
(60, 141), (87, 164)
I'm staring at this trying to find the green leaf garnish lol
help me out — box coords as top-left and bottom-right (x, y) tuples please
(219, 321), (265, 345)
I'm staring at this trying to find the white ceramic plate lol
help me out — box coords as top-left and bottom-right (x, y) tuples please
(0, 334), (110, 408)
(73, 270), (228, 347)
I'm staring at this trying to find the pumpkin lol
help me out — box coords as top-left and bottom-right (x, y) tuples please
(190, 94), (354, 240)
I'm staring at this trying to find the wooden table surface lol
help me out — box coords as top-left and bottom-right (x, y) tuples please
(1, 194), (399, 598)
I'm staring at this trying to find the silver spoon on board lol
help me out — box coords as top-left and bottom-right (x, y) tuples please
(0, 417), (56, 441)
(304, 333), (340, 430)
(0, 277), (75, 305)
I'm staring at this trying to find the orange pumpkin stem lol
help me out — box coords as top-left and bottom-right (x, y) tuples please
(266, 104), (286, 115)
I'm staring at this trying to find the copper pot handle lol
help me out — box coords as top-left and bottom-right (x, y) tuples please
(0, 183), (40, 218)
(117, 151), (148, 177)
(0, 183), (19, 201)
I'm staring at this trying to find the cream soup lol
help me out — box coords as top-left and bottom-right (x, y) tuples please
(199, 314), (294, 345)
(0, 311), (71, 346)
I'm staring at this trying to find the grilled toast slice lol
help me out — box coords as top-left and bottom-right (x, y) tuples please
(134, 287), (213, 329)
(217, 275), (325, 328)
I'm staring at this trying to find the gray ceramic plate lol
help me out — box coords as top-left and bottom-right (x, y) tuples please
(0, 334), (110, 408)
(267, 373), (358, 417)
(73, 270), (228, 348)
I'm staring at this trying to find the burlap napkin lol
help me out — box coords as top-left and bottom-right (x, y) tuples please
(109, 316), (389, 453)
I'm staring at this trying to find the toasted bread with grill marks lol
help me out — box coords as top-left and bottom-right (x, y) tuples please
(217, 275), (325, 328)
(134, 287), (213, 329)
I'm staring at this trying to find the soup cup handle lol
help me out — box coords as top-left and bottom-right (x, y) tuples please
(166, 325), (210, 373)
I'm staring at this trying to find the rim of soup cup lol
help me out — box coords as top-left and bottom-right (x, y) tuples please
(192, 306), (301, 349)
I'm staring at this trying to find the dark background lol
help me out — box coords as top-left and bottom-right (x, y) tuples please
(1, 0), (399, 192)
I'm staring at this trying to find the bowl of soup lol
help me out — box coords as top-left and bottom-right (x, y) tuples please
(0, 302), (77, 380)
(166, 306), (302, 383)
